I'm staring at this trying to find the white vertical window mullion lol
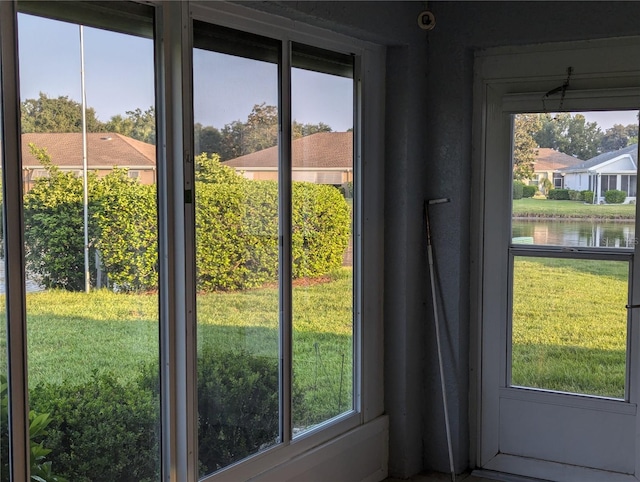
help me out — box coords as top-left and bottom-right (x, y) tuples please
(0, 2), (29, 480)
(279, 38), (293, 445)
(156, 2), (197, 481)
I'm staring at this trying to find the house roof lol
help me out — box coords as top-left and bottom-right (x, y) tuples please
(21, 132), (156, 169)
(561, 143), (638, 173)
(534, 148), (583, 171)
(223, 131), (353, 169)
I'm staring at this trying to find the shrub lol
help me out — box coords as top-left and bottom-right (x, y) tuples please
(195, 181), (255, 291)
(195, 348), (279, 475)
(24, 148), (351, 293)
(605, 189), (627, 204)
(522, 185), (536, 198)
(580, 190), (595, 204)
(568, 189), (581, 201)
(23, 144), (100, 291)
(138, 348), (305, 476)
(29, 372), (159, 482)
(196, 178), (350, 290)
(512, 180), (524, 200)
(92, 169), (158, 292)
(547, 189), (570, 200)
(0, 375), (67, 482)
(292, 182), (351, 278)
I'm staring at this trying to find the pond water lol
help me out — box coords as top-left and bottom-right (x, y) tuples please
(512, 219), (636, 248)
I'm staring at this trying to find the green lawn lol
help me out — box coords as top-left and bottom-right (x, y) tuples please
(0, 268), (353, 425)
(513, 198), (635, 219)
(512, 257), (627, 398)
(4, 257), (629, 409)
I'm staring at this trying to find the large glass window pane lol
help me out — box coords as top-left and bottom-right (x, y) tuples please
(18, 11), (160, 481)
(193, 21), (280, 477)
(511, 256), (628, 399)
(511, 111), (639, 248)
(291, 43), (354, 433)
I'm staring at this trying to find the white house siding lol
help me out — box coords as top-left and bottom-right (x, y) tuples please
(564, 173), (580, 191)
(604, 156), (635, 172)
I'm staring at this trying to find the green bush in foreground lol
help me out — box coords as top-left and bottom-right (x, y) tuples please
(193, 348), (280, 475)
(30, 373), (159, 482)
(605, 189), (627, 204)
(0, 375), (67, 482)
(28, 349), (307, 481)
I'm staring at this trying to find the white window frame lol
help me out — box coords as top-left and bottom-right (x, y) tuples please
(0, 1), (386, 481)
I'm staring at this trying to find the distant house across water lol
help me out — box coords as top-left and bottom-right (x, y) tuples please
(529, 148), (583, 190)
(562, 143), (638, 203)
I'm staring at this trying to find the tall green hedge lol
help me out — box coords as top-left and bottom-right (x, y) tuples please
(23, 144), (100, 291)
(292, 182), (350, 278)
(23, 150), (351, 293)
(93, 169), (158, 291)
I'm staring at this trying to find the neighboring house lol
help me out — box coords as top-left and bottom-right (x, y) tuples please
(21, 132), (156, 191)
(562, 143), (638, 203)
(223, 131), (353, 186)
(529, 147), (583, 190)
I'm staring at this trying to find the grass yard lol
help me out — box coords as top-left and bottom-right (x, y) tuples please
(0, 268), (353, 425)
(512, 257), (628, 398)
(513, 198), (636, 219)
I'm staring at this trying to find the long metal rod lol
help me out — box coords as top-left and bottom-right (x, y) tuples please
(80, 25), (90, 294)
(425, 198), (455, 482)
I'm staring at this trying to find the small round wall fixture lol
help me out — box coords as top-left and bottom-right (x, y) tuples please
(418, 10), (435, 31)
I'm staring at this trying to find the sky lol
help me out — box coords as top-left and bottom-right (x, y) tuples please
(17, 13), (354, 132)
(16, 13), (639, 135)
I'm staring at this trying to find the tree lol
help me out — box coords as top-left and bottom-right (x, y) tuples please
(600, 124), (632, 152)
(625, 123), (638, 146)
(244, 103), (278, 153)
(293, 121), (332, 139)
(534, 113), (570, 153)
(214, 103), (334, 160)
(513, 114), (541, 181)
(566, 114), (603, 159)
(105, 107), (155, 144)
(21, 92), (104, 133)
(195, 123), (222, 156)
(534, 112), (603, 159)
(219, 120), (247, 160)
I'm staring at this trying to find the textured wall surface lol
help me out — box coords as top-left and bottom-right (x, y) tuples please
(239, 1), (640, 478)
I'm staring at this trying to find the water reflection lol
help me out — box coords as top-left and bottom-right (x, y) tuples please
(512, 220), (636, 248)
